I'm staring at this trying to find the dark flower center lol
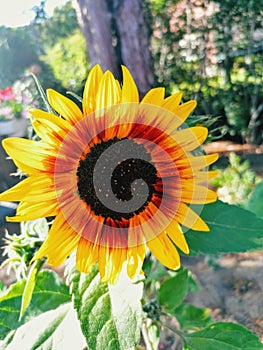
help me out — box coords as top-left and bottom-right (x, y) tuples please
(77, 137), (160, 221)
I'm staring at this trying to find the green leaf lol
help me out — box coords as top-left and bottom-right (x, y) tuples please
(171, 303), (212, 330)
(19, 259), (44, 321)
(246, 181), (263, 219)
(0, 270), (70, 340)
(186, 201), (263, 255)
(0, 303), (86, 350)
(183, 322), (263, 350)
(187, 271), (200, 293)
(67, 264), (143, 350)
(157, 268), (188, 311)
(146, 261), (170, 283)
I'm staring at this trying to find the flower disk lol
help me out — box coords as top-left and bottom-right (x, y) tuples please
(0, 65), (218, 283)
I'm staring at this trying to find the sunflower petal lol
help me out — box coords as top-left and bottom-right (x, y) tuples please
(175, 202), (209, 231)
(33, 212), (80, 265)
(76, 237), (99, 274)
(147, 232), (181, 270)
(47, 89), (83, 124)
(180, 183), (217, 204)
(2, 138), (56, 174)
(195, 170), (219, 183)
(173, 126), (208, 151)
(121, 65), (139, 103)
(30, 109), (70, 144)
(177, 153), (219, 173)
(7, 200), (58, 222)
(165, 220), (189, 254)
(109, 248), (127, 284)
(162, 92), (183, 112)
(0, 176), (55, 203)
(141, 87), (165, 105)
(96, 71), (121, 110)
(83, 64), (103, 116)
(174, 100), (197, 123)
(127, 244), (146, 279)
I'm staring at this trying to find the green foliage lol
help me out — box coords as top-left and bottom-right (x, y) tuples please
(19, 259), (44, 320)
(37, 1), (79, 49)
(41, 31), (89, 93)
(171, 304), (212, 331)
(66, 263), (143, 350)
(182, 322), (263, 350)
(186, 200), (263, 255)
(157, 268), (188, 311)
(246, 181), (263, 218)
(150, 0), (263, 143)
(0, 27), (39, 88)
(1, 218), (49, 280)
(143, 263), (263, 348)
(211, 153), (257, 205)
(0, 270), (70, 340)
(0, 303), (86, 350)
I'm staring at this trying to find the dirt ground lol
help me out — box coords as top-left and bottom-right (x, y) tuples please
(185, 253), (263, 337)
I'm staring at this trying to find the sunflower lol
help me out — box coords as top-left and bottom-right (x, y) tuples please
(0, 65), (218, 283)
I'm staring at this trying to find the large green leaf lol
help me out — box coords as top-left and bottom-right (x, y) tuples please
(157, 268), (188, 311)
(67, 264), (143, 350)
(246, 181), (263, 219)
(185, 201), (263, 255)
(183, 322), (263, 350)
(19, 259), (44, 320)
(0, 270), (70, 340)
(0, 303), (86, 350)
(171, 303), (212, 331)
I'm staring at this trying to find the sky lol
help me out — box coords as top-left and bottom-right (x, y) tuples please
(0, 0), (69, 27)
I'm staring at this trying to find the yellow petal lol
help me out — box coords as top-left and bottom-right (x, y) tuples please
(195, 170), (219, 183)
(33, 212), (80, 265)
(121, 65), (139, 103)
(141, 87), (165, 105)
(2, 138), (56, 174)
(83, 64), (103, 116)
(47, 89), (83, 124)
(165, 220), (189, 254)
(7, 200), (59, 222)
(177, 153), (219, 173)
(0, 176), (55, 203)
(76, 237), (99, 274)
(95, 71), (121, 110)
(147, 232), (180, 270)
(127, 244), (146, 279)
(30, 109), (71, 131)
(173, 127), (208, 151)
(98, 245), (127, 284)
(162, 92), (183, 112)
(175, 202), (209, 231)
(174, 100), (197, 123)
(180, 183), (217, 204)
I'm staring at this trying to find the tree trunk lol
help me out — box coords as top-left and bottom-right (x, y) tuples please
(75, 0), (121, 79)
(75, 0), (154, 96)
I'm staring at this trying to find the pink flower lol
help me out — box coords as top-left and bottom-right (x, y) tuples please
(0, 87), (16, 101)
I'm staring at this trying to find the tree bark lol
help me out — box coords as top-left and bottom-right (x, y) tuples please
(113, 0), (154, 96)
(75, 0), (154, 96)
(75, 0), (121, 79)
